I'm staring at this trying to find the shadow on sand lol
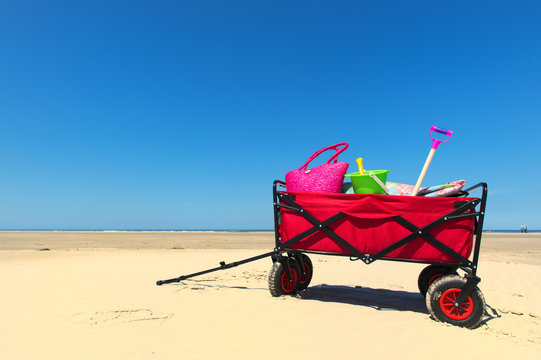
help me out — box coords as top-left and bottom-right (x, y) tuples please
(171, 280), (499, 326)
(298, 284), (428, 314)
(298, 284), (499, 327)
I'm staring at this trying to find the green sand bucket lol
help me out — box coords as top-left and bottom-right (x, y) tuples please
(345, 170), (390, 194)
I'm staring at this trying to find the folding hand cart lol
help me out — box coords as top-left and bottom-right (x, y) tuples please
(157, 180), (488, 329)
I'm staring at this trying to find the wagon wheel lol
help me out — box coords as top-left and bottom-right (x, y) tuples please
(268, 259), (301, 297)
(417, 265), (458, 297)
(296, 254), (313, 291)
(426, 275), (486, 329)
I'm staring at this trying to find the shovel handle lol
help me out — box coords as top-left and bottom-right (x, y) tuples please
(430, 126), (452, 149)
(412, 126), (453, 196)
(411, 148), (436, 196)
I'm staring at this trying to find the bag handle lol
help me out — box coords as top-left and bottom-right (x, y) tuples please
(299, 142), (349, 171)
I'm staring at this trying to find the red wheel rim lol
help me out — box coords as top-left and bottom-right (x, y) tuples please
(439, 288), (474, 320)
(300, 263), (311, 284)
(281, 268), (298, 293)
(428, 273), (443, 287)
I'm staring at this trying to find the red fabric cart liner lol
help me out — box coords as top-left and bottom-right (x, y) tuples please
(279, 191), (476, 263)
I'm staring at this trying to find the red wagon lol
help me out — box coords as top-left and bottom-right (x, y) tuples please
(157, 180), (488, 328)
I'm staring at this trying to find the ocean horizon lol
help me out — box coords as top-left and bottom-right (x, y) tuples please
(0, 229), (539, 233)
(0, 229), (274, 232)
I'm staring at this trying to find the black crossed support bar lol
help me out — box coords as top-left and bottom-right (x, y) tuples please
(274, 188), (483, 269)
(275, 191), (365, 258)
(369, 198), (481, 265)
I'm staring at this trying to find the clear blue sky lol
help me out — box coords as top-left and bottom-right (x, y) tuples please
(1, 1), (539, 230)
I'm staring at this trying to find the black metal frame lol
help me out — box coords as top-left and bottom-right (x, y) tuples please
(157, 180), (488, 310)
(272, 180), (488, 306)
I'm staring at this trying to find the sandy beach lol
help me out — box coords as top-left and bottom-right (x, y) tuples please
(1, 231), (540, 359)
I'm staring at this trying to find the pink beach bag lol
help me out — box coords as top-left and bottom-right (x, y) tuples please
(285, 143), (349, 193)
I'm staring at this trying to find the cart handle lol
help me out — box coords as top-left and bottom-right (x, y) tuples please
(430, 126), (453, 149)
(463, 182), (487, 195)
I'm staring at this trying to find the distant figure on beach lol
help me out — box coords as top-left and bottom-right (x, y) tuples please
(521, 225), (528, 233)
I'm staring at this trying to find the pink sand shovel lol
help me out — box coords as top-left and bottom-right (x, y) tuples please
(411, 126), (453, 196)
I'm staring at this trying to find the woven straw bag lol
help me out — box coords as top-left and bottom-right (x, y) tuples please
(285, 143), (349, 193)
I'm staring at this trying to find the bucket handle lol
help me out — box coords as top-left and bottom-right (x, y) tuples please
(368, 172), (389, 195)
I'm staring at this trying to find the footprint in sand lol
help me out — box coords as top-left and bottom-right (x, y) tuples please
(189, 286), (206, 290)
(481, 308), (541, 347)
(73, 309), (173, 326)
(241, 271), (267, 280)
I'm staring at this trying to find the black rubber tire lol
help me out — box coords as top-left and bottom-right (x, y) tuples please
(296, 254), (313, 291)
(268, 259), (301, 297)
(418, 265), (458, 297)
(426, 275), (486, 329)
